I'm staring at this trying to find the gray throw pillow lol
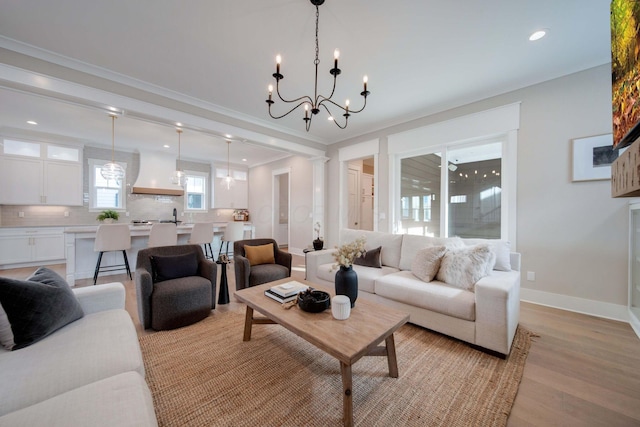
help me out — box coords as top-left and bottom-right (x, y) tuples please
(354, 246), (382, 268)
(0, 267), (84, 350)
(151, 252), (199, 282)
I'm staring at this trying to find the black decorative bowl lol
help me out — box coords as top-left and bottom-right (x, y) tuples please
(297, 290), (331, 313)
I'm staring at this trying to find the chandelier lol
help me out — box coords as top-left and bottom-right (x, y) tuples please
(101, 114), (125, 184)
(266, 0), (370, 131)
(170, 128), (187, 187)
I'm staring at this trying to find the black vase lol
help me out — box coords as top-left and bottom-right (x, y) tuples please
(313, 239), (324, 250)
(335, 265), (358, 308)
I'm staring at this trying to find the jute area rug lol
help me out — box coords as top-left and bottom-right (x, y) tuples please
(139, 311), (533, 427)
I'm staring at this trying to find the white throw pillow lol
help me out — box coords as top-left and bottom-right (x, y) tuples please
(411, 245), (447, 282)
(436, 244), (495, 291)
(0, 303), (15, 351)
(462, 238), (511, 271)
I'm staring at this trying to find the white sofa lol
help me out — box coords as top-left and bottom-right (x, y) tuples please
(306, 229), (521, 356)
(0, 283), (158, 427)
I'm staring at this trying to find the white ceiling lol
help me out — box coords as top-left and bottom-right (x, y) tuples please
(0, 0), (612, 166)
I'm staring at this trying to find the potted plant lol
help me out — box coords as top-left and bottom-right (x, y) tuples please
(97, 210), (119, 223)
(313, 222), (324, 250)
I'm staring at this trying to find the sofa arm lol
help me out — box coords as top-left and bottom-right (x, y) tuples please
(198, 260), (217, 309)
(135, 268), (154, 329)
(474, 272), (520, 356)
(305, 249), (336, 282)
(275, 249), (292, 273)
(72, 282), (125, 315)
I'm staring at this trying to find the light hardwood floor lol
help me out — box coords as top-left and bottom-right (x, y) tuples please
(4, 259), (640, 426)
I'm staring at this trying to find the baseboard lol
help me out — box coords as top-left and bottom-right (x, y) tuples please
(520, 288), (629, 323)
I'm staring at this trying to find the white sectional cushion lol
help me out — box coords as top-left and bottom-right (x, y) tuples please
(436, 244), (495, 291)
(0, 372), (157, 427)
(411, 246), (447, 282)
(399, 234), (464, 271)
(340, 229), (403, 268)
(0, 309), (144, 416)
(462, 238), (511, 271)
(375, 271), (476, 321)
(316, 263), (399, 294)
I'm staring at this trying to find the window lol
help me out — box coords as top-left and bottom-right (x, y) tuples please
(89, 158), (126, 210)
(399, 141), (503, 239)
(184, 171), (208, 212)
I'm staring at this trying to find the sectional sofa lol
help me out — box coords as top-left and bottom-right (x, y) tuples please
(0, 282), (157, 426)
(306, 228), (521, 356)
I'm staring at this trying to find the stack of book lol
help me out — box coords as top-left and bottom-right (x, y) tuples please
(264, 281), (309, 303)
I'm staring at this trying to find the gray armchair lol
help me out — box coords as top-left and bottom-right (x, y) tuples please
(135, 244), (217, 330)
(233, 238), (292, 290)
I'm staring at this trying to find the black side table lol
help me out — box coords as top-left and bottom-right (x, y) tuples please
(216, 260), (230, 304)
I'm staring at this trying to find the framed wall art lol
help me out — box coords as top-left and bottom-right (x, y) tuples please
(572, 133), (623, 182)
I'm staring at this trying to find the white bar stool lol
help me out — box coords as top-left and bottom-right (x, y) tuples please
(148, 223), (178, 247)
(188, 222), (215, 259)
(93, 224), (132, 285)
(218, 222), (245, 260)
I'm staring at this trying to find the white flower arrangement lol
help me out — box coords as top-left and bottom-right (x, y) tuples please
(332, 237), (366, 269)
(314, 222), (323, 241)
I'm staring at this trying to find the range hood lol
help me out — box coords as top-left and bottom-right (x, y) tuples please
(131, 150), (185, 196)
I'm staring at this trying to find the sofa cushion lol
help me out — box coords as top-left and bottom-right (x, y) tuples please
(340, 229), (403, 268)
(244, 243), (275, 266)
(411, 245), (447, 282)
(0, 309), (144, 416)
(151, 252), (198, 282)
(316, 263), (399, 294)
(399, 234), (464, 271)
(436, 244), (495, 291)
(462, 238), (512, 271)
(0, 372), (157, 427)
(0, 267), (84, 350)
(375, 271), (476, 321)
(354, 246), (382, 268)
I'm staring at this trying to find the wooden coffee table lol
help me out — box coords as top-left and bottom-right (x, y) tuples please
(234, 278), (410, 427)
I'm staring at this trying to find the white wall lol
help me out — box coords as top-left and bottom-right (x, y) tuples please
(325, 64), (630, 320)
(248, 155), (314, 254)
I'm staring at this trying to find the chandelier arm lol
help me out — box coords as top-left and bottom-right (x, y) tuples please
(319, 103), (347, 129)
(344, 95), (368, 114)
(268, 101), (312, 120)
(274, 80), (314, 105)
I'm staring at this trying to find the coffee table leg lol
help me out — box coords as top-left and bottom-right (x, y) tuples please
(385, 334), (399, 378)
(340, 362), (353, 427)
(243, 306), (254, 341)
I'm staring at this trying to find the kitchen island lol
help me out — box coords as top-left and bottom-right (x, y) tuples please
(64, 222), (254, 285)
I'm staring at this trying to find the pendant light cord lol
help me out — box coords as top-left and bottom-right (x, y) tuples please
(111, 114), (116, 163)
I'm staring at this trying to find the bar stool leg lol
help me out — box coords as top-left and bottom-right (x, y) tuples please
(93, 251), (104, 285)
(122, 250), (132, 279)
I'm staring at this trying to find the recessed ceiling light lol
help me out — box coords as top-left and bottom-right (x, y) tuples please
(163, 144), (170, 148)
(529, 30), (546, 41)
(225, 134), (232, 139)
(176, 122), (183, 127)
(242, 158), (247, 162)
(26, 120), (38, 125)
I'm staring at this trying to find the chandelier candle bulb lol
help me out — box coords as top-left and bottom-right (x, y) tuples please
(363, 75), (368, 92)
(276, 55), (281, 75)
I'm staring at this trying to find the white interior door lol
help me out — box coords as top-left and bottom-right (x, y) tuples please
(348, 168), (360, 229)
(360, 173), (374, 230)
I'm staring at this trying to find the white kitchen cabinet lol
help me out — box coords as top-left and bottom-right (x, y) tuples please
(0, 227), (65, 267)
(0, 139), (82, 206)
(214, 179), (248, 209)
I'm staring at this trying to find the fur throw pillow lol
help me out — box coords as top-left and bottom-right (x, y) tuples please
(411, 245), (447, 282)
(436, 244), (495, 291)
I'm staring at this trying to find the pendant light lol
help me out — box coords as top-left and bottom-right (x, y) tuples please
(170, 128), (187, 187)
(221, 140), (235, 190)
(101, 114), (126, 183)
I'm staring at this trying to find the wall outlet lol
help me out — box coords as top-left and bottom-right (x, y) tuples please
(18, 211), (24, 218)
(64, 211), (69, 217)
(125, 211), (130, 217)
(526, 271), (536, 281)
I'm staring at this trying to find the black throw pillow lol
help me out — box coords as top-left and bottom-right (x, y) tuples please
(151, 252), (199, 282)
(354, 246), (382, 268)
(0, 267), (84, 350)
